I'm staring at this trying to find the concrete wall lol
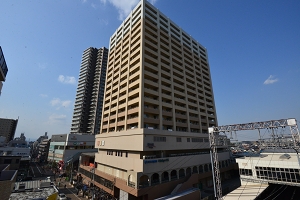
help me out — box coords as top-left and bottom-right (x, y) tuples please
(95, 150), (230, 175)
(95, 128), (218, 151)
(0, 180), (14, 200)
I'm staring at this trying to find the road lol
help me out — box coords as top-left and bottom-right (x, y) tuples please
(30, 162), (45, 178)
(56, 185), (82, 200)
(28, 162), (107, 199)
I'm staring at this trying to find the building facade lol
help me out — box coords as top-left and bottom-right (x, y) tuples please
(48, 133), (97, 164)
(0, 164), (18, 200)
(0, 46), (8, 96)
(70, 47), (109, 135)
(0, 118), (18, 143)
(90, 1), (234, 199)
(237, 150), (300, 186)
(37, 139), (51, 163)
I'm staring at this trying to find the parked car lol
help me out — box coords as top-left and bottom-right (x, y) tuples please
(58, 193), (67, 200)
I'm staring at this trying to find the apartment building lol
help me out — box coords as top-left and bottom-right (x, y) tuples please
(0, 46), (8, 96)
(71, 47), (108, 135)
(89, 1), (235, 199)
(0, 118), (18, 143)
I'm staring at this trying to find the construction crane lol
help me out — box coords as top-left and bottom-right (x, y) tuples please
(208, 118), (300, 200)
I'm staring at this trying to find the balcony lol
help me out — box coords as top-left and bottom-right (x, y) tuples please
(128, 87), (140, 97)
(190, 124), (200, 129)
(129, 79), (139, 88)
(144, 87), (158, 96)
(128, 107), (139, 115)
(144, 117), (159, 124)
(162, 120), (173, 126)
(175, 122), (187, 127)
(127, 117), (139, 124)
(144, 107), (159, 114)
(117, 111), (126, 118)
(109, 123), (116, 128)
(144, 70), (158, 79)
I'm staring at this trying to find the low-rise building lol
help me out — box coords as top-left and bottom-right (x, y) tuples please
(236, 149), (300, 186)
(48, 133), (97, 166)
(0, 142), (31, 180)
(0, 164), (18, 200)
(9, 178), (58, 200)
(37, 139), (51, 163)
(225, 149), (300, 199)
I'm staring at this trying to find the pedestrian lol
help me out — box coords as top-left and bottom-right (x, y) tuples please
(64, 184), (66, 188)
(58, 182), (60, 187)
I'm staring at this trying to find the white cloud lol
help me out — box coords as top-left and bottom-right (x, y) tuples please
(264, 75), (278, 85)
(40, 94), (48, 98)
(106, 0), (139, 20)
(50, 98), (72, 109)
(38, 63), (47, 69)
(148, 0), (157, 4)
(91, 3), (97, 9)
(58, 75), (76, 84)
(47, 114), (67, 125)
(100, 0), (158, 20)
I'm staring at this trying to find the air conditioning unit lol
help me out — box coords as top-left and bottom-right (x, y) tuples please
(168, 129), (173, 131)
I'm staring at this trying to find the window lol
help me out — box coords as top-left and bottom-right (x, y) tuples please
(187, 138), (190, 142)
(176, 137), (182, 142)
(192, 138), (203, 142)
(154, 136), (166, 142)
(240, 169), (253, 176)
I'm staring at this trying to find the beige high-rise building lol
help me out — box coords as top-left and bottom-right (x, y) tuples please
(85, 1), (236, 199)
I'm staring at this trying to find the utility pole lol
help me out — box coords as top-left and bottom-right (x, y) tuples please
(52, 150), (55, 162)
(90, 164), (95, 200)
(209, 128), (223, 200)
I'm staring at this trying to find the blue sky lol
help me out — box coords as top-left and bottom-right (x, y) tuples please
(0, 0), (299, 141)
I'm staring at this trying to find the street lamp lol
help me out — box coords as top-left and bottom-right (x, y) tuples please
(51, 150), (56, 181)
(52, 150), (55, 162)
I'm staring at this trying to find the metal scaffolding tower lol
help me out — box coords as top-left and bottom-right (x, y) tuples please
(209, 118), (300, 200)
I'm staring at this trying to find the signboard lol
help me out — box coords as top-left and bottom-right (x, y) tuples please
(73, 142), (86, 145)
(144, 158), (169, 164)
